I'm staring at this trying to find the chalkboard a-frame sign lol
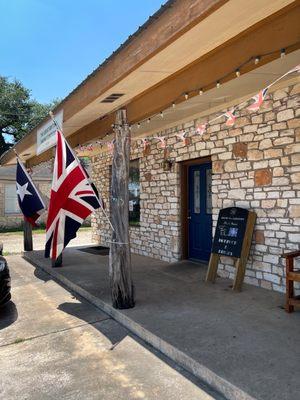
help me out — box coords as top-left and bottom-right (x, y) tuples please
(206, 207), (256, 291)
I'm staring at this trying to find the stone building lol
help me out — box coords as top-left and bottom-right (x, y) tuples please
(1, 0), (299, 293)
(91, 82), (300, 293)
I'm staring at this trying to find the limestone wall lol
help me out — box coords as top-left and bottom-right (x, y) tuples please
(91, 83), (300, 292)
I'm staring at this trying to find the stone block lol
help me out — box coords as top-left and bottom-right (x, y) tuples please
(288, 233), (300, 243)
(290, 83), (300, 95)
(264, 148), (283, 159)
(229, 179), (240, 189)
(272, 122), (287, 130)
(262, 200), (276, 209)
(273, 137), (294, 146)
(254, 169), (272, 186)
(252, 115), (263, 124)
(247, 150), (263, 160)
(255, 230), (265, 244)
(228, 189), (246, 199)
(277, 109), (294, 122)
(232, 142), (247, 159)
(228, 128), (242, 137)
(291, 154), (300, 165)
(212, 160), (224, 173)
(224, 160), (237, 172)
(289, 205), (300, 217)
(237, 162), (251, 171)
(273, 88), (288, 100)
(218, 152), (232, 160)
(241, 179), (254, 188)
(253, 161), (268, 169)
(273, 167), (284, 177)
(244, 124), (258, 133)
(291, 172), (300, 184)
(235, 116), (250, 127)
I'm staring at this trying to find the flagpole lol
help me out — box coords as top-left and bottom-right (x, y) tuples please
(49, 112), (115, 232)
(14, 150), (34, 252)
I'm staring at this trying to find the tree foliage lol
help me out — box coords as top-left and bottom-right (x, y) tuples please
(0, 76), (60, 156)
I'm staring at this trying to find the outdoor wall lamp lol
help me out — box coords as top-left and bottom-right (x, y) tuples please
(162, 158), (175, 171)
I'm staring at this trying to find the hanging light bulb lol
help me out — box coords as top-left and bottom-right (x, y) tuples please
(235, 69), (240, 77)
(147, 118), (151, 123)
(254, 56), (260, 65)
(184, 93), (189, 100)
(199, 88), (203, 96)
(137, 123), (141, 128)
(160, 111), (164, 118)
(172, 102), (176, 108)
(216, 81), (221, 89)
(281, 48), (286, 58)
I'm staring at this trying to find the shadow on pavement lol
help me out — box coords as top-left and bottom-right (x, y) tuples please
(58, 301), (129, 346)
(58, 296), (225, 400)
(0, 302), (18, 330)
(33, 265), (52, 283)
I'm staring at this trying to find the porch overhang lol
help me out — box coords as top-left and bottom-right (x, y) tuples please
(1, 0), (299, 166)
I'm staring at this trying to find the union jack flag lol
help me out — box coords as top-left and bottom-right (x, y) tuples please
(45, 131), (101, 260)
(225, 110), (236, 127)
(196, 123), (207, 135)
(247, 88), (268, 112)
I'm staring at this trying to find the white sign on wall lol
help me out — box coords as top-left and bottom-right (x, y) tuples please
(36, 109), (63, 155)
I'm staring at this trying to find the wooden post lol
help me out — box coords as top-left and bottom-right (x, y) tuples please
(23, 218), (33, 251)
(109, 109), (135, 309)
(232, 211), (256, 291)
(23, 160), (33, 251)
(206, 253), (220, 283)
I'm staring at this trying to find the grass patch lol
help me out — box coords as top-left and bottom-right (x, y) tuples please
(13, 338), (26, 344)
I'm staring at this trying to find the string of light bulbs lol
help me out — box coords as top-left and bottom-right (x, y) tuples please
(75, 58), (300, 154)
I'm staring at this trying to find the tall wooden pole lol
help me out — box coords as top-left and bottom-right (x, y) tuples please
(109, 109), (135, 309)
(23, 218), (33, 251)
(23, 160), (33, 251)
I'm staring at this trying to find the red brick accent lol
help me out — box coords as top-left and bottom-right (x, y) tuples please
(233, 142), (248, 158)
(254, 169), (272, 186)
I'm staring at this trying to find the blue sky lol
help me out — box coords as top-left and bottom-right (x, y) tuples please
(0, 0), (166, 104)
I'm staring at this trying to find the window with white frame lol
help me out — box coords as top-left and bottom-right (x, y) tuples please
(5, 184), (20, 214)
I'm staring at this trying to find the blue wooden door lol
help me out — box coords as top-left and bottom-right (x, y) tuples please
(188, 163), (212, 262)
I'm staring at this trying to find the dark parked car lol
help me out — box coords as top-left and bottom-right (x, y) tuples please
(0, 243), (11, 306)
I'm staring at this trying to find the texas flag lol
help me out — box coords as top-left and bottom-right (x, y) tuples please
(16, 158), (45, 226)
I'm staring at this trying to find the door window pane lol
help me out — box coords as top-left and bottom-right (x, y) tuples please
(206, 169), (212, 214)
(129, 159), (140, 225)
(194, 170), (200, 214)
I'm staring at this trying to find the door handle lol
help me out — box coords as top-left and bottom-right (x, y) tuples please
(187, 216), (191, 220)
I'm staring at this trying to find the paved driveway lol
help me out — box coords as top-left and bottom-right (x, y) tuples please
(0, 256), (221, 400)
(0, 228), (93, 254)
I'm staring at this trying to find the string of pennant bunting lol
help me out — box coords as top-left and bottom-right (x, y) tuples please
(75, 62), (300, 155)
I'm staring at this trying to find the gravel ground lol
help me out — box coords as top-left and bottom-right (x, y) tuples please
(0, 228), (93, 254)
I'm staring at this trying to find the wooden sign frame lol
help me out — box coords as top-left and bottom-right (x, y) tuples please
(206, 210), (256, 291)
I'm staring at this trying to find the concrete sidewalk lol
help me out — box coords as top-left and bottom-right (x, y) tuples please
(1, 256), (222, 400)
(0, 227), (93, 254)
(24, 246), (300, 400)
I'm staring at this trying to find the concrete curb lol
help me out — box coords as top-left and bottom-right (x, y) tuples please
(23, 252), (255, 400)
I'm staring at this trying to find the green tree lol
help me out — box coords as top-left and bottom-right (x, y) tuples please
(0, 76), (60, 156)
